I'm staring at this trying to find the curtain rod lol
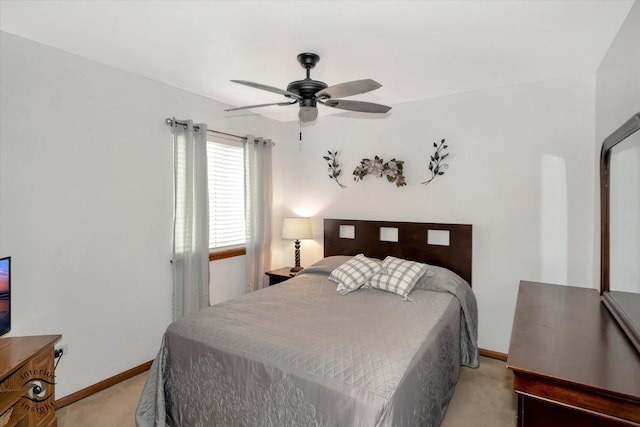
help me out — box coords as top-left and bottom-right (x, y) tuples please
(165, 118), (246, 141)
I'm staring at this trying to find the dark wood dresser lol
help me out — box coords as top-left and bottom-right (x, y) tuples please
(0, 335), (61, 427)
(507, 281), (640, 426)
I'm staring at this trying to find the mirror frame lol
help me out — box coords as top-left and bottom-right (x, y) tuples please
(600, 112), (640, 354)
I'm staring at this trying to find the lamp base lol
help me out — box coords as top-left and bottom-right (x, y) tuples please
(290, 240), (303, 274)
(290, 266), (304, 274)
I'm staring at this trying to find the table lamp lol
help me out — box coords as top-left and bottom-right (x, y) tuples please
(282, 217), (313, 273)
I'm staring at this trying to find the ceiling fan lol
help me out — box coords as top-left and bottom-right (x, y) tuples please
(225, 53), (391, 122)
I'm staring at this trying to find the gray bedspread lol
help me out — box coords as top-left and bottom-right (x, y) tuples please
(136, 263), (478, 427)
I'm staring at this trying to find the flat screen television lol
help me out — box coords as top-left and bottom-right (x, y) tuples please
(0, 256), (10, 336)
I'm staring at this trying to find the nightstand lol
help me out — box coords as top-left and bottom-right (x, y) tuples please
(265, 267), (297, 286)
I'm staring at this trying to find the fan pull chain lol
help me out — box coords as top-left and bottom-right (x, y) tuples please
(299, 119), (303, 143)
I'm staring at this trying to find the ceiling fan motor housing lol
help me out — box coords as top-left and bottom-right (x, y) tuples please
(287, 80), (328, 105)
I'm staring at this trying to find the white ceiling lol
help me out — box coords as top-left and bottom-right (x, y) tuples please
(0, 0), (634, 123)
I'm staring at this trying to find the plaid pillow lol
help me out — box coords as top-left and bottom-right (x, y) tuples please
(329, 254), (383, 295)
(368, 256), (428, 299)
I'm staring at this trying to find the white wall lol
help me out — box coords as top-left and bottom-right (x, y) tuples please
(272, 75), (596, 353)
(596, 0), (640, 143)
(210, 255), (247, 305)
(0, 32), (280, 398)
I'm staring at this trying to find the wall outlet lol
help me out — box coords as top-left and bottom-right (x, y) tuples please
(55, 343), (69, 358)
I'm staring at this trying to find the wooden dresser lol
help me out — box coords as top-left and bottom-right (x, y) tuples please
(0, 335), (61, 427)
(507, 281), (640, 426)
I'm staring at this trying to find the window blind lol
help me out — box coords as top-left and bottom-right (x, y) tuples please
(207, 139), (246, 249)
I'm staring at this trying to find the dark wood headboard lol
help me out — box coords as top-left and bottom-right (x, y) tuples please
(324, 219), (473, 285)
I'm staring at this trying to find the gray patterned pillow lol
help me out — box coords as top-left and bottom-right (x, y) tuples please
(329, 254), (383, 295)
(368, 256), (428, 299)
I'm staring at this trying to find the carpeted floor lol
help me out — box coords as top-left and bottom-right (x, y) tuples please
(57, 356), (516, 426)
(441, 356), (517, 427)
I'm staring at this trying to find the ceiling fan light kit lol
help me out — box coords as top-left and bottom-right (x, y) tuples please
(226, 53), (391, 123)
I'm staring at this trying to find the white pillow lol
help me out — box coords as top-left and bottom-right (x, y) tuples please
(368, 256), (428, 298)
(329, 254), (383, 295)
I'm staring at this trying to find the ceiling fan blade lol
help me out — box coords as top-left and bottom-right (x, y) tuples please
(323, 99), (391, 114)
(225, 101), (297, 112)
(231, 80), (301, 99)
(315, 79), (382, 99)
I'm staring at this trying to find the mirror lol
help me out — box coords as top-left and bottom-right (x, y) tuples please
(601, 112), (640, 354)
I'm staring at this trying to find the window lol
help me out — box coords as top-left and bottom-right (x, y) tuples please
(207, 137), (246, 260)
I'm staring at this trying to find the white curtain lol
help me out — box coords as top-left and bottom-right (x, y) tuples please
(245, 135), (273, 292)
(172, 119), (210, 320)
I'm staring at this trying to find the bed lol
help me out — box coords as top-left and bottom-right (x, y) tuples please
(136, 219), (478, 427)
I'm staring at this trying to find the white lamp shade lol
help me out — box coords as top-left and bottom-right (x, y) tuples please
(282, 217), (313, 240)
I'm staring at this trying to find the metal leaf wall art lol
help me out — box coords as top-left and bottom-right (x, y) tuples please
(323, 151), (346, 188)
(422, 139), (449, 186)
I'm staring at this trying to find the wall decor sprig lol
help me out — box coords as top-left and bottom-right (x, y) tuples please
(323, 150), (346, 188)
(422, 139), (449, 186)
(353, 156), (406, 187)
